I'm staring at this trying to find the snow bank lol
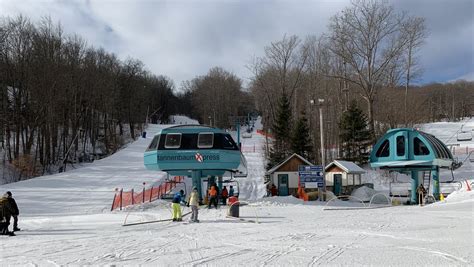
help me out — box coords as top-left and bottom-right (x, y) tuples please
(170, 115), (199, 125)
(254, 196), (305, 206)
(444, 189), (474, 204)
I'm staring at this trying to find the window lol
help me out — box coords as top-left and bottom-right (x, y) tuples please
(146, 135), (160, 151)
(222, 134), (238, 150)
(198, 133), (214, 148)
(414, 137), (430, 155)
(396, 136), (405, 156)
(165, 134), (181, 148)
(181, 134), (198, 149)
(375, 140), (390, 157)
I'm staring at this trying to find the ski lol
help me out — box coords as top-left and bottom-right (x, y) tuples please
(122, 211), (192, 227)
(225, 215), (257, 223)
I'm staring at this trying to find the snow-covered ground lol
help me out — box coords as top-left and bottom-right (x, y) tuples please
(0, 118), (472, 266)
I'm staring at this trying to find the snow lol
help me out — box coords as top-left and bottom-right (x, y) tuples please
(0, 118), (472, 265)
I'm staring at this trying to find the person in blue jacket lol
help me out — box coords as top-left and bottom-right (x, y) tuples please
(171, 190), (184, 221)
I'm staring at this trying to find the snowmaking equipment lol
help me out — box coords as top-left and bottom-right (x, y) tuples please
(144, 125), (247, 202)
(370, 128), (457, 204)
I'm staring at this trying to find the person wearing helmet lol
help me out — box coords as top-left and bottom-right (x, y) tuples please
(171, 190), (184, 221)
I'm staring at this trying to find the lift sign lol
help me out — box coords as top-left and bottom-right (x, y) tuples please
(299, 165), (324, 188)
(157, 154), (220, 161)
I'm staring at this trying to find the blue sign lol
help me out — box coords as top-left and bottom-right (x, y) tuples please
(299, 165), (324, 188)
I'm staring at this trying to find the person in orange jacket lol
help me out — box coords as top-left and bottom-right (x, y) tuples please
(221, 186), (229, 205)
(208, 185), (218, 209)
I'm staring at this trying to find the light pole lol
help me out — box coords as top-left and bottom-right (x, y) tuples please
(208, 116), (212, 126)
(318, 98), (326, 200)
(310, 99), (315, 154)
(318, 99), (325, 167)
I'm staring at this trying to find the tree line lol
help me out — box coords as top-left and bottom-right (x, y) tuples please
(250, 0), (474, 167)
(0, 15), (255, 183)
(180, 67), (254, 129)
(0, 16), (181, 182)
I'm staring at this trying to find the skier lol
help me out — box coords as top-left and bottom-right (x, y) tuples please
(208, 185), (218, 209)
(187, 187), (200, 222)
(0, 193), (15, 236)
(221, 186), (228, 205)
(171, 190), (184, 221)
(229, 185), (234, 197)
(5, 192), (20, 232)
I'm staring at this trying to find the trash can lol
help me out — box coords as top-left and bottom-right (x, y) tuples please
(229, 201), (239, 218)
(228, 196), (239, 217)
(142, 131), (147, 138)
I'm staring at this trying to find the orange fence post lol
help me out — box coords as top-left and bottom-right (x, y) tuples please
(142, 182), (146, 203)
(131, 188), (134, 205)
(120, 188), (123, 210)
(149, 186), (153, 202)
(111, 188), (118, 211)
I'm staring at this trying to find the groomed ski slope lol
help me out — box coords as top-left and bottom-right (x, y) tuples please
(0, 118), (473, 266)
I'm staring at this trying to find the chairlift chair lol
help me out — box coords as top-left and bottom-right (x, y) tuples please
(456, 131), (472, 142)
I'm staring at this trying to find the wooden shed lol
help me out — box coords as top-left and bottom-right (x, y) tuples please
(325, 160), (366, 196)
(266, 153), (313, 196)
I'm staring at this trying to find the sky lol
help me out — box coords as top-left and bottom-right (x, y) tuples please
(0, 0), (473, 89)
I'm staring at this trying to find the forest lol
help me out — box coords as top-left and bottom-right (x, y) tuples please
(1, 0), (473, 182)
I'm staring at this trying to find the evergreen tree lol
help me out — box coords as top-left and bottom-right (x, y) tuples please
(339, 101), (372, 164)
(291, 112), (312, 159)
(267, 93), (292, 169)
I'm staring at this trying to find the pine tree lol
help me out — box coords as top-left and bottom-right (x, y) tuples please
(291, 112), (312, 159)
(339, 100), (372, 164)
(267, 93), (292, 169)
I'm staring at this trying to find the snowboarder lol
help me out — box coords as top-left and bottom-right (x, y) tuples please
(187, 187), (200, 222)
(171, 190), (184, 221)
(0, 193), (15, 236)
(5, 191), (20, 232)
(229, 185), (234, 197)
(416, 184), (427, 206)
(221, 186), (228, 205)
(208, 185), (218, 209)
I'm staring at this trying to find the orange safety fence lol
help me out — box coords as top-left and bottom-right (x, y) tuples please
(256, 129), (273, 139)
(111, 176), (184, 211)
(451, 146), (474, 155)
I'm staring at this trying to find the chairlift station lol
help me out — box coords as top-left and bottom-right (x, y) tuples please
(144, 125), (247, 200)
(370, 128), (456, 204)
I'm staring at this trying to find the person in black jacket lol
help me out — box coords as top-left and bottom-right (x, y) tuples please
(0, 193), (15, 236)
(6, 191), (20, 231)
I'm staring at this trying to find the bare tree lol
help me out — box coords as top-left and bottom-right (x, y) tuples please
(401, 16), (427, 125)
(328, 0), (409, 139)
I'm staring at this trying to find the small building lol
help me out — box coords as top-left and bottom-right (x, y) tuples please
(266, 153), (313, 196)
(325, 160), (366, 196)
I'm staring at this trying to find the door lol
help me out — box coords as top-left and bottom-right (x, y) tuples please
(334, 174), (342, 196)
(278, 174), (289, 196)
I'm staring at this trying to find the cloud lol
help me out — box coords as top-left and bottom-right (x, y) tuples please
(390, 0), (474, 84)
(0, 0), (472, 87)
(452, 71), (474, 82)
